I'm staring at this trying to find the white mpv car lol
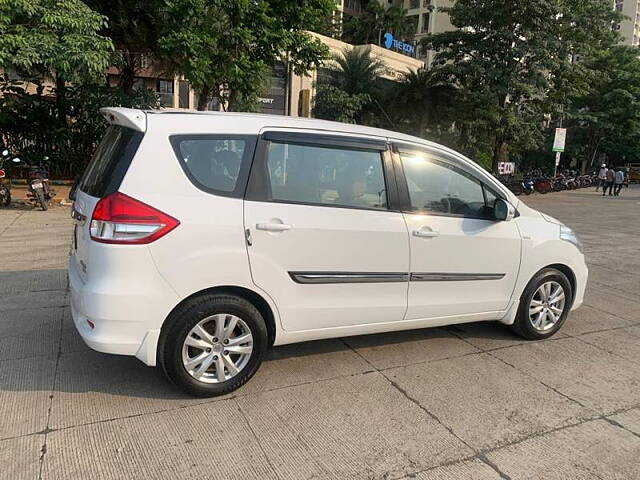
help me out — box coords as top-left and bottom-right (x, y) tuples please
(69, 108), (587, 396)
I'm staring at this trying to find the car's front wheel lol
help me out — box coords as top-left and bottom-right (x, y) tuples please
(512, 268), (573, 340)
(159, 293), (268, 397)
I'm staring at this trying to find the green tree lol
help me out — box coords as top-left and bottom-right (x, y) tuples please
(0, 0), (113, 123)
(391, 68), (456, 138)
(422, 0), (621, 172)
(158, 0), (333, 111)
(566, 46), (640, 172)
(313, 84), (370, 123)
(0, 76), (158, 177)
(326, 47), (386, 96)
(319, 46), (389, 125)
(84, 0), (160, 93)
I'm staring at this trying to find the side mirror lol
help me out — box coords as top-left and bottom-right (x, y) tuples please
(494, 198), (516, 221)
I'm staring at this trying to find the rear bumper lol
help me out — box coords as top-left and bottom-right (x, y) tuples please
(68, 248), (180, 366)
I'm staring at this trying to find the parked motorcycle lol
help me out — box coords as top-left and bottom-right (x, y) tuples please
(532, 172), (553, 194)
(521, 175), (535, 195)
(0, 149), (21, 207)
(26, 157), (55, 211)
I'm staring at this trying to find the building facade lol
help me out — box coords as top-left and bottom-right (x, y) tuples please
(401, 0), (455, 65)
(615, 0), (640, 46)
(99, 31), (423, 117)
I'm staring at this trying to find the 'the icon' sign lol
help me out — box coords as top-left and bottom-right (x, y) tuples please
(553, 128), (567, 152)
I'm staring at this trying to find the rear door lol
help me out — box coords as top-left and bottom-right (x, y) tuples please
(244, 130), (410, 332)
(71, 125), (143, 282)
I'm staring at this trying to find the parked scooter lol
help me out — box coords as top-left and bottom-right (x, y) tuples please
(0, 149), (21, 207)
(26, 157), (55, 211)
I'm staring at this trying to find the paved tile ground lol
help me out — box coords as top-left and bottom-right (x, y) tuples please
(1, 186), (639, 479)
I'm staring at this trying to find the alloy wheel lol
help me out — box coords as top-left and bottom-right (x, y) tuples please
(181, 314), (253, 383)
(528, 281), (566, 332)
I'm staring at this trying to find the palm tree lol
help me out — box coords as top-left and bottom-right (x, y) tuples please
(326, 47), (386, 96)
(393, 68), (457, 137)
(324, 47), (388, 124)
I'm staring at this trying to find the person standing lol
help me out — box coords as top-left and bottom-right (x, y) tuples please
(604, 166), (615, 196)
(614, 168), (624, 196)
(596, 164), (607, 192)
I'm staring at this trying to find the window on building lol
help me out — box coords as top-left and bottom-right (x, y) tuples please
(409, 0), (420, 9)
(407, 15), (419, 34)
(421, 13), (430, 33)
(156, 79), (174, 107)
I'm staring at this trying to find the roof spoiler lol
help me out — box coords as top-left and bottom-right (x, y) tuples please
(99, 107), (146, 133)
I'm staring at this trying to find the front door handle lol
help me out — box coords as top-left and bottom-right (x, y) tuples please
(413, 228), (439, 238)
(256, 222), (292, 232)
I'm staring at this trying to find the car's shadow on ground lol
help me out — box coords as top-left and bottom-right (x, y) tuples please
(0, 268), (523, 400)
(65, 320), (522, 400)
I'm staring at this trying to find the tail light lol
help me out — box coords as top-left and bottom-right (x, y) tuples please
(90, 192), (179, 244)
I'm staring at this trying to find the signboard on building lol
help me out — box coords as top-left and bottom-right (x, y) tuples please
(383, 33), (416, 56)
(258, 62), (287, 115)
(498, 162), (515, 175)
(552, 128), (567, 152)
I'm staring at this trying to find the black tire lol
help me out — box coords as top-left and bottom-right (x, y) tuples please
(511, 267), (573, 340)
(35, 189), (48, 211)
(159, 293), (268, 397)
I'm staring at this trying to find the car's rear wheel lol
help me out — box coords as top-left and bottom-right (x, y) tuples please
(512, 268), (573, 340)
(160, 293), (268, 397)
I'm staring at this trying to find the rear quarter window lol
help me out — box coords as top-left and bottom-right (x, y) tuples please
(170, 135), (257, 198)
(78, 126), (143, 198)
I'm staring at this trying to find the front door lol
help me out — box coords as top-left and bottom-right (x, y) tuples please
(394, 145), (522, 320)
(244, 131), (410, 332)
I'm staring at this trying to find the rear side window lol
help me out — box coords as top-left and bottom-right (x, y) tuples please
(264, 142), (388, 210)
(78, 126), (143, 198)
(170, 135), (257, 197)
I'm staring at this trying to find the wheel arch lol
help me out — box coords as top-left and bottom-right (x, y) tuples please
(545, 263), (576, 303)
(501, 262), (577, 326)
(158, 285), (277, 356)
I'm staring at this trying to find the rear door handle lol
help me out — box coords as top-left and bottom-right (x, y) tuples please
(256, 222), (292, 232)
(413, 228), (439, 238)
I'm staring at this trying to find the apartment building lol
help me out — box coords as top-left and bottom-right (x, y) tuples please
(401, 0), (454, 65)
(614, 0), (640, 46)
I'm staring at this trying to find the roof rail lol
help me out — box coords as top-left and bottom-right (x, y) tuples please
(99, 107), (146, 132)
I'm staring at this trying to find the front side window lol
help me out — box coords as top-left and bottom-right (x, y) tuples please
(264, 142), (387, 210)
(400, 152), (496, 219)
(171, 135), (256, 197)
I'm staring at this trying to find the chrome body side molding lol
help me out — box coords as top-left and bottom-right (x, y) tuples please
(289, 272), (409, 284)
(288, 272), (505, 284)
(410, 273), (505, 282)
